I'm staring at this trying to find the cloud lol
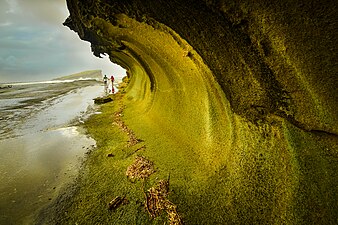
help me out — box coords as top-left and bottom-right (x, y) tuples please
(5, 0), (19, 14)
(6, 0), (67, 26)
(0, 0), (125, 83)
(0, 22), (12, 27)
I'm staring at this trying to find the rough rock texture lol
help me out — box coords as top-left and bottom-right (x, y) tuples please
(64, 0), (337, 224)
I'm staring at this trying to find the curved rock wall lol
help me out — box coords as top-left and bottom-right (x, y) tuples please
(64, 0), (338, 224)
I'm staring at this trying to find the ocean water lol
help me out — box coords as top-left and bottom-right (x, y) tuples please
(0, 80), (104, 140)
(0, 79), (105, 224)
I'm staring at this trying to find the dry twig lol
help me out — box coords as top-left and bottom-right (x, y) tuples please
(126, 156), (155, 180)
(108, 196), (129, 210)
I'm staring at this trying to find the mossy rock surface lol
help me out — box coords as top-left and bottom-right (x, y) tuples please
(39, 1), (338, 224)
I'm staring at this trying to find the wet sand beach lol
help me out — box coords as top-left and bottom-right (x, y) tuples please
(0, 81), (103, 224)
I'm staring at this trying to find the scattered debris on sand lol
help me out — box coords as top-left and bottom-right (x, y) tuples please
(146, 179), (169, 217)
(113, 107), (140, 147)
(124, 155), (182, 224)
(126, 156), (155, 180)
(114, 104), (181, 224)
(146, 180), (183, 225)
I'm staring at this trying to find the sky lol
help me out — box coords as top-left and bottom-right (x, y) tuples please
(0, 0), (126, 83)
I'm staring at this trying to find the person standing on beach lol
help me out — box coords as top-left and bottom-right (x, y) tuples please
(103, 75), (108, 94)
(103, 75), (108, 85)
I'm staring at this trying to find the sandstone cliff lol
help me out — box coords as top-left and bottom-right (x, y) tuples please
(60, 0), (338, 224)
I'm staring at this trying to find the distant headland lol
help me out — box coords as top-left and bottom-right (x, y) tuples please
(53, 70), (102, 81)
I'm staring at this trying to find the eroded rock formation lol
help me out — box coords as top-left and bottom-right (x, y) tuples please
(64, 0), (337, 224)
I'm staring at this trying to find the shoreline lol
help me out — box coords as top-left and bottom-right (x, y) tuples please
(37, 78), (184, 224)
(0, 84), (103, 225)
(0, 80), (102, 140)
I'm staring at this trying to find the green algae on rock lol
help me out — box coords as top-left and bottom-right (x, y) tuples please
(53, 0), (338, 224)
